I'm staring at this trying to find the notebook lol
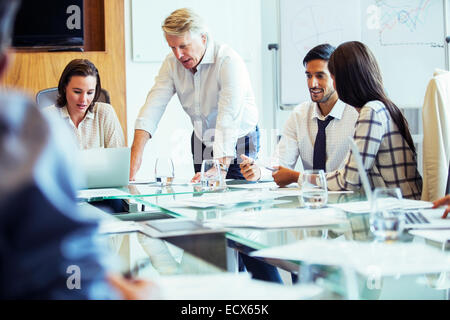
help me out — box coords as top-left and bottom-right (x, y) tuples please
(79, 147), (130, 189)
(345, 137), (450, 229)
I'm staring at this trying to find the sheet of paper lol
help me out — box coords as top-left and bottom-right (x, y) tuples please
(98, 221), (142, 234)
(409, 229), (450, 243)
(168, 190), (282, 208)
(228, 182), (280, 189)
(250, 239), (450, 276)
(204, 208), (348, 229)
(129, 179), (156, 185)
(329, 198), (433, 214)
(155, 273), (322, 300)
(129, 179), (201, 187)
(228, 182), (300, 189)
(77, 188), (129, 199)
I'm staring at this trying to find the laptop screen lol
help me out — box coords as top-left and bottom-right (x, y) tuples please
(80, 147), (130, 189)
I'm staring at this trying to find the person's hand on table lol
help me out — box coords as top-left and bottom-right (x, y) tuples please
(272, 166), (300, 188)
(239, 154), (261, 181)
(190, 172), (201, 183)
(107, 273), (160, 300)
(432, 194), (450, 219)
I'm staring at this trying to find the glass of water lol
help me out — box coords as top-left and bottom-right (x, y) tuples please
(370, 187), (404, 241)
(300, 170), (328, 209)
(154, 157), (174, 187)
(200, 159), (224, 191)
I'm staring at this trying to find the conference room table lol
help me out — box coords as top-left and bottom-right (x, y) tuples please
(82, 180), (450, 300)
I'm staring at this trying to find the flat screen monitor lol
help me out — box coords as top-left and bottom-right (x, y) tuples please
(12, 0), (84, 48)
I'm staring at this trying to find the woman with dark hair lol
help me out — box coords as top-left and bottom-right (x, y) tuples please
(45, 59), (125, 149)
(273, 41), (422, 199)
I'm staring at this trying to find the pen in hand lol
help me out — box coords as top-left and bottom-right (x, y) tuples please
(123, 258), (151, 279)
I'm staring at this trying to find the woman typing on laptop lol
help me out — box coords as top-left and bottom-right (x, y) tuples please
(272, 41), (423, 200)
(45, 59), (125, 149)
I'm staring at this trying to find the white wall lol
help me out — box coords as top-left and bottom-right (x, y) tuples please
(260, 0), (299, 163)
(124, 0), (263, 180)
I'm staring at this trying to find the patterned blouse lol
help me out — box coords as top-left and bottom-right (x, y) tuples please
(45, 102), (125, 149)
(324, 100), (422, 199)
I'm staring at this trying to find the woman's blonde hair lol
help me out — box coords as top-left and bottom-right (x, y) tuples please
(162, 8), (208, 36)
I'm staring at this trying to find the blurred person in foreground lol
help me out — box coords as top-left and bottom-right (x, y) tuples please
(0, 0), (155, 299)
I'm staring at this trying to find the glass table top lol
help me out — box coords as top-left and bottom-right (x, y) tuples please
(135, 187), (368, 248)
(77, 179), (260, 201)
(83, 181), (450, 299)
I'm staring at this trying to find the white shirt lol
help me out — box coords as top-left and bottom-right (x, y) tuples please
(262, 100), (358, 179)
(135, 39), (259, 158)
(44, 102), (125, 149)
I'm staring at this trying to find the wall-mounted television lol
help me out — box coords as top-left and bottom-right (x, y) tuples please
(12, 0), (84, 48)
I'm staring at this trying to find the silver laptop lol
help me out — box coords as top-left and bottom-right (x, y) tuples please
(348, 137), (450, 229)
(79, 147), (130, 189)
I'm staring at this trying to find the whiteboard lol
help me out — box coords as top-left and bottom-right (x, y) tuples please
(279, 0), (448, 108)
(131, 0), (258, 62)
(279, 0), (361, 105)
(361, 0), (447, 108)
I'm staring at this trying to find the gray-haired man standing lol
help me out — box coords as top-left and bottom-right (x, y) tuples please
(130, 8), (260, 181)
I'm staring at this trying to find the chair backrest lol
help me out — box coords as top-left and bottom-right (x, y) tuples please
(35, 87), (111, 109)
(421, 69), (450, 201)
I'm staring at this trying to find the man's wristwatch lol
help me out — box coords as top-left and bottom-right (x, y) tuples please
(219, 163), (228, 172)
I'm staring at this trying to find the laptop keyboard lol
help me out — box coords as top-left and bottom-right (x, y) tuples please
(403, 211), (430, 225)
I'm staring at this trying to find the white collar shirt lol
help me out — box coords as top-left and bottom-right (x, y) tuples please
(271, 99), (359, 174)
(134, 39), (258, 158)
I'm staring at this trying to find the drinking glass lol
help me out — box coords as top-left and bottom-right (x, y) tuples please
(300, 170), (328, 208)
(200, 159), (223, 191)
(154, 157), (174, 186)
(369, 187), (404, 241)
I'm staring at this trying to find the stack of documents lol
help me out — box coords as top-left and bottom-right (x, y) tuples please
(204, 208), (348, 229)
(250, 239), (450, 276)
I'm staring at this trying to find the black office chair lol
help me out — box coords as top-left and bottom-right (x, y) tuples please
(35, 87), (111, 109)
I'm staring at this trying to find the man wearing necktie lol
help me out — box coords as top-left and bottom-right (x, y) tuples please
(239, 44), (359, 284)
(241, 44), (358, 184)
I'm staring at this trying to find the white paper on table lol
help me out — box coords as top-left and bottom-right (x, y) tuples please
(155, 273), (322, 300)
(130, 179), (200, 186)
(228, 182), (281, 189)
(329, 198), (433, 214)
(98, 221), (143, 234)
(77, 188), (129, 199)
(168, 190), (281, 208)
(204, 208), (347, 229)
(129, 179), (156, 185)
(409, 229), (450, 243)
(250, 239), (450, 277)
